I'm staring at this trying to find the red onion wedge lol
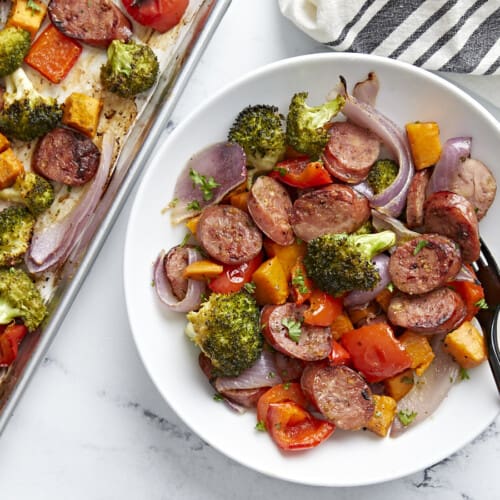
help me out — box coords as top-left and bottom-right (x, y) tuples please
(371, 209), (420, 244)
(352, 72), (380, 106)
(26, 134), (114, 274)
(343, 254), (391, 308)
(338, 77), (415, 217)
(170, 142), (247, 223)
(426, 137), (471, 196)
(153, 247), (205, 313)
(391, 334), (459, 436)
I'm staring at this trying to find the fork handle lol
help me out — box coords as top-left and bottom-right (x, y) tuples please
(487, 306), (500, 394)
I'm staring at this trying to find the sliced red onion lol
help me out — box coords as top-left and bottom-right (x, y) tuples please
(343, 254), (391, 308)
(352, 72), (380, 106)
(170, 142), (247, 223)
(371, 209), (420, 244)
(153, 247), (205, 313)
(426, 137), (472, 196)
(26, 134), (114, 273)
(391, 334), (459, 436)
(215, 349), (282, 392)
(339, 78), (415, 217)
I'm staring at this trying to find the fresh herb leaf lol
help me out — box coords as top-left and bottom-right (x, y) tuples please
(255, 421), (266, 432)
(413, 239), (429, 255)
(386, 282), (394, 293)
(273, 167), (287, 177)
(282, 318), (302, 343)
(187, 200), (201, 211)
(213, 393), (224, 401)
(291, 268), (310, 294)
(189, 168), (220, 201)
(397, 409), (417, 426)
(459, 367), (470, 380)
(27, 0), (42, 12)
(179, 233), (191, 248)
(474, 298), (488, 310)
(243, 282), (256, 294)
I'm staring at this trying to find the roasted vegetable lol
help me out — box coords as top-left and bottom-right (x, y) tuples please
(0, 205), (35, 266)
(185, 291), (262, 376)
(0, 26), (31, 78)
(367, 159), (399, 195)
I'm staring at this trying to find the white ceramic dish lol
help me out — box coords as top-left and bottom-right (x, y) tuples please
(123, 53), (500, 487)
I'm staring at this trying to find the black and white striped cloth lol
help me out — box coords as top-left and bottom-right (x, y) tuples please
(278, 0), (500, 75)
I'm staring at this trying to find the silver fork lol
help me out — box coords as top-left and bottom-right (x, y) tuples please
(472, 239), (500, 393)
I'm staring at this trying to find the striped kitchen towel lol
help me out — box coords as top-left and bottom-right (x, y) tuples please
(278, 0), (500, 75)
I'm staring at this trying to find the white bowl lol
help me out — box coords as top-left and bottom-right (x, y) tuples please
(123, 53), (500, 487)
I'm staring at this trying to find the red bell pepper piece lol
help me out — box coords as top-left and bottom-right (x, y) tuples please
(303, 290), (343, 327)
(0, 324), (28, 366)
(270, 158), (332, 188)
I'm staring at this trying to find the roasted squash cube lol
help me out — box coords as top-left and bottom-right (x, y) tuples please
(365, 395), (397, 437)
(263, 239), (307, 281)
(405, 121), (442, 170)
(399, 330), (435, 376)
(0, 133), (9, 154)
(6, 0), (47, 38)
(444, 321), (487, 369)
(383, 368), (415, 401)
(0, 148), (24, 189)
(63, 93), (103, 138)
(253, 256), (289, 305)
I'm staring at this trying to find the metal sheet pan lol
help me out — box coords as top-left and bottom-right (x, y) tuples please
(0, 0), (232, 435)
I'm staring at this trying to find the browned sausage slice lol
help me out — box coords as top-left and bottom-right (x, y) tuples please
(322, 121), (380, 184)
(389, 234), (462, 295)
(290, 184), (370, 241)
(423, 191), (480, 262)
(406, 168), (430, 228)
(261, 303), (331, 361)
(196, 204), (262, 265)
(301, 364), (374, 430)
(387, 287), (466, 335)
(33, 127), (101, 186)
(48, 0), (132, 47)
(247, 175), (294, 245)
(164, 245), (189, 301)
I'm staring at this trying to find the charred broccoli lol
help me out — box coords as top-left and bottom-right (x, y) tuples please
(185, 291), (263, 377)
(0, 205), (35, 266)
(0, 26), (31, 77)
(100, 40), (159, 98)
(304, 230), (396, 296)
(367, 159), (399, 194)
(0, 172), (54, 216)
(0, 267), (47, 332)
(227, 104), (286, 176)
(286, 91), (345, 159)
(0, 68), (63, 141)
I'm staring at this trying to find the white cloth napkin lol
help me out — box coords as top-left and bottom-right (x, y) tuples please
(278, 0), (500, 75)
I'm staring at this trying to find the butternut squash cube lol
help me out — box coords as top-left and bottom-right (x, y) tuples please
(0, 133), (10, 154)
(253, 256), (289, 305)
(63, 93), (103, 138)
(0, 148), (24, 189)
(399, 330), (435, 376)
(365, 395), (397, 437)
(444, 321), (487, 369)
(182, 260), (223, 281)
(6, 0), (47, 38)
(383, 368), (415, 401)
(405, 121), (442, 170)
(263, 239), (307, 281)
(329, 313), (354, 340)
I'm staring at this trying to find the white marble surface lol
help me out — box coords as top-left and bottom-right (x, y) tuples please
(1, 1), (499, 499)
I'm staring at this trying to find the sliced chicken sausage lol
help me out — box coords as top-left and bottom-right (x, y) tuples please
(322, 121), (380, 184)
(389, 234), (462, 295)
(164, 245), (189, 301)
(301, 363), (374, 430)
(406, 168), (430, 228)
(387, 287), (466, 335)
(261, 303), (331, 362)
(247, 175), (294, 245)
(196, 204), (262, 265)
(290, 184), (370, 241)
(423, 191), (480, 262)
(48, 0), (132, 47)
(33, 127), (101, 186)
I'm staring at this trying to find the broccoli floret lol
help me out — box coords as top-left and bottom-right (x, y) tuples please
(186, 291), (263, 377)
(367, 159), (399, 194)
(100, 40), (159, 98)
(304, 230), (396, 296)
(0, 172), (54, 216)
(228, 104), (286, 176)
(285, 91), (345, 159)
(0, 26), (31, 77)
(0, 267), (47, 332)
(0, 205), (35, 266)
(0, 68), (63, 141)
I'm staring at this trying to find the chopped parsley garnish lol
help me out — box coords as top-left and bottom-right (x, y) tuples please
(213, 393), (224, 401)
(459, 367), (470, 380)
(179, 233), (191, 248)
(255, 421), (266, 432)
(27, 0), (42, 12)
(187, 200), (201, 211)
(282, 317), (302, 343)
(386, 282), (394, 293)
(243, 282), (256, 294)
(397, 409), (417, 426)
(189, 168), (220, 201)
(413, 239), (429, 255)
(291, 268), (310, 294)
(273, 167), (288, 177)
(474, 298), (488, 310)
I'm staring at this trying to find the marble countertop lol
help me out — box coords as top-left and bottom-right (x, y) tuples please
(1, 1), (499, 499)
